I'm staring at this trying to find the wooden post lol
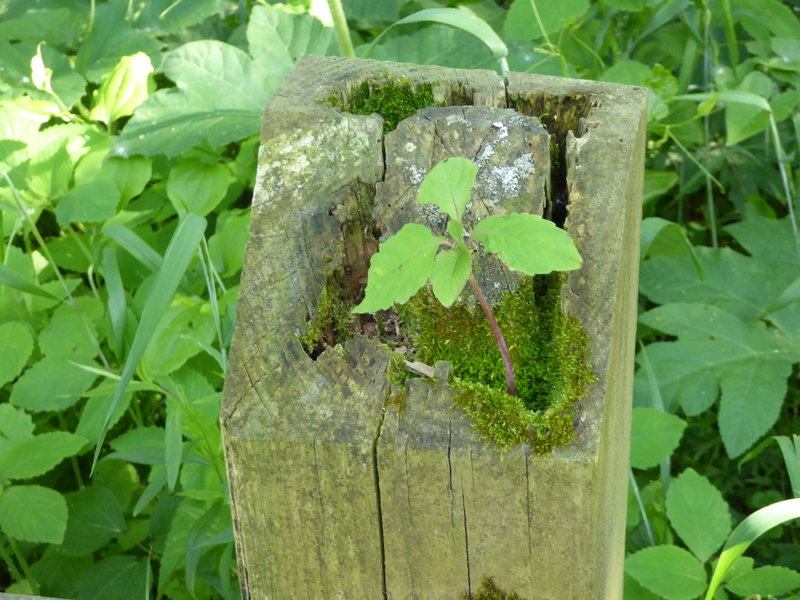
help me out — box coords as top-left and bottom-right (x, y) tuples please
(221, 56), (646, 599)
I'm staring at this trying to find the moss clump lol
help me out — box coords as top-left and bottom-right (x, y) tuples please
(322, 76), (436, 133)
(460, 577), (528, 600)
(298, 271), (355, 357)
(398, 273), (596, 454)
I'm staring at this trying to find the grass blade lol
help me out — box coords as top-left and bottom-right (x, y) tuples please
(774, 435), (800, 498)
(103, 224), (163, 272)
(91, 213), (207, 473)
(165, 396), (182, 492)
(0, 263), (60, 300)
(704, 498), (800, 600)
(102, 246), (127, 357)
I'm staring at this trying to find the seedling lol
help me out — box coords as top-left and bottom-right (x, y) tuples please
(353, 157), (582, 397)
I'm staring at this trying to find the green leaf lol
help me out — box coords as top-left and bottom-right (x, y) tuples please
(643, 171), (679, 205)
(504, 0), (590, 42)
(600, 60), (651, 86)
(623, 573), (661, 600)
(630, 407), (686, 469)
(247, 4), (333, 76)
(75, 2), (162, 83)
(55, 180), (121, 226)
(471, 213), (582, 275)
(705, 498), (800, 600)
(625, 545), (707, 600)
(734, 0), (800, 41)
(0, 405), (34, 454)
(363, 24), (497, 71)
(637, 304), (793, 456)
(10, 356), (97, 412)
(73, 136), (153, 204)
(165, 397), (183, 492)
(726, 565), (800, 596)
(116, 41), (279, 157)
(773, 435), (800, 498)
(0, 432), (87, 480)
(140, 301), (215, 379)
(133, 0), (227, 33)
(666, 469), (731, 563)
(0, 485), (67, 544)
(157, 498), (205, 594)
(31, 548), (91, 599)
(76, 391), (131, 448)
(106, 425), (165, 466)
(32, 44), (87, 109)
(365, 8), (508, 72)
(640, 218), (699, 270)
(39, 312), (98, 359)
(167, 159), (232, 216)
(89, 52), (154, 126)
(603, 0), (647, 9)
(725, 210), (798, 270)
(430, 248), (472, 307)
(0, 7), (84, 47)
(0, 321), (33, 386)
(718, 357), (792, 457)
(417, 157), (477, 222)
(353, 223), (444, 313)
(102, 246), (127, 356)
(76, 555), (149, 600)
(207, 210), (251, 277)
(93, 214), (206, 471)
(725, 75), (773, 145)
(0, 263), (60, 300)
(343, 0), (400, 22)
(103, 224), (163, 273)
(640, 248), (780, 323)
(93, 460), (140, 514)
(57, 486), (125, 556)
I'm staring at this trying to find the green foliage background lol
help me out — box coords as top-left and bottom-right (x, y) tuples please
(0, 0), (799, 598)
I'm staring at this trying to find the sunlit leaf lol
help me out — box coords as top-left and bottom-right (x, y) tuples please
(418, 157), (477, 222)
(353, 223), (444, 313)
(431, 248), (472, 307)
(472, 213), (582, 275)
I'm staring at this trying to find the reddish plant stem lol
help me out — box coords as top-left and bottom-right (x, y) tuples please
(468, 275), (516, 397)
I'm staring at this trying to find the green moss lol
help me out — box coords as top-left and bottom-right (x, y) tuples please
(298, 271), (355, 357)
(397, 273), (596, 454)
(321, 76), (436, 133)
(460, 577), (528, 600)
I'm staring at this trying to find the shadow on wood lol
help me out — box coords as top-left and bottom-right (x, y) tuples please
(221, 55), (646, 600)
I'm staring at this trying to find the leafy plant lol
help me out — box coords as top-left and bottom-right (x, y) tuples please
(3, 0), (800, 596)
(0, 1), (333, 597)
(352, 156), (581, 397)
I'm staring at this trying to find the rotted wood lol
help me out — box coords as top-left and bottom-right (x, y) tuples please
(222, 55), (646, 600)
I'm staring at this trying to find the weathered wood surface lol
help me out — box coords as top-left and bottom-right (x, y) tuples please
(222, 55), (646, 600)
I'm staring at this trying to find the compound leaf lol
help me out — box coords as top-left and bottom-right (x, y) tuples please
(637, 304), (795, 457)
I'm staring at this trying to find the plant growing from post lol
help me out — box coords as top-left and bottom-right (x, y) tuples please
(353, 157), (582, 397)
